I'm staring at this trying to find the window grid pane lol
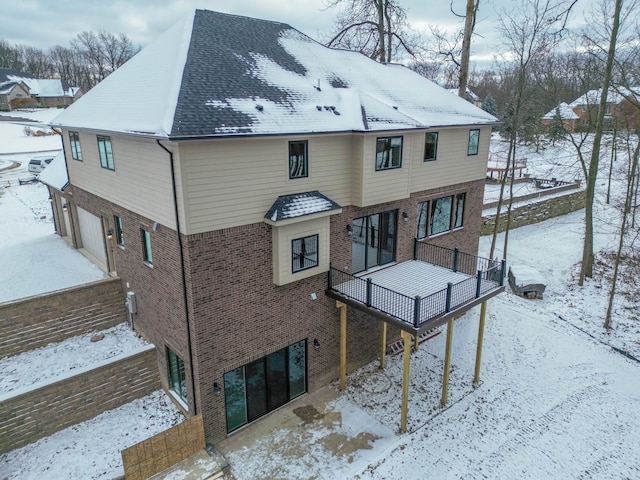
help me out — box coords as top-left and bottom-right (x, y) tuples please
(167, 348), (187, 403)
(424, 132), (438, 161)
(467, 129), (480, 156)
(454, 193), (465, 228)
(141, 229), (152, 264)
(375, 136), (403, 170)
(416, 201), (429, 239)
(289, 141), (308, 179)
(114, 215), (124, 246)
(69, 131), (82, 161)
(97, 135), (115, 170)
(292, 234), (318, 273)
(429, 196), (453, 236)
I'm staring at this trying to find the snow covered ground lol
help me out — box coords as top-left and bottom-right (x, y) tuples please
(1, 111), (639, 479)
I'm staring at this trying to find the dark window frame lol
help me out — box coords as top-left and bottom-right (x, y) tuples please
(97, 135), (115, 170)
(419, 193), (467, 238)
(424, 132), (438, 161)
(291, 234), (319, 273)
(375, 136), (403, 170)
(141, 228), (152, 265)
(224, 340), (307, 433)
(288, 140), (308, 179)
(167, 347), (187, 405)
(114, 215), (124, 247)
(69, 131), (83, 161)
(467, 129), (480, 156)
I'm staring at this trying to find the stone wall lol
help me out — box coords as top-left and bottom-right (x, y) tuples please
(481, 190), (586, 235)
(0, 277), (127, 359)
(0, 346), (159, 454)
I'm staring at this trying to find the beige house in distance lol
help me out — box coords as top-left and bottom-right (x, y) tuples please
(47, 9), (504, 444)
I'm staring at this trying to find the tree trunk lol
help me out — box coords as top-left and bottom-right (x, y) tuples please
(458, 0), (478, 98)
(579, 0), (623, 285)
(604, 137), (639, 329)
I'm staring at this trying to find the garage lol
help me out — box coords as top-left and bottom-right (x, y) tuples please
(76, 207), (108, 270)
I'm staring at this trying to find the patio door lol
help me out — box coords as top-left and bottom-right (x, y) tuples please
(224, 340), (307, 433)
(352, 210), (397, 273)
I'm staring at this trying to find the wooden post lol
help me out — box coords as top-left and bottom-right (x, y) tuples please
(413, 334), (419, 351)
(441, 317), (455, 407)
(474, 301), (488, 384)
(400, 330), (412, 433)
(380, 321), (387, 369)
(337, 301), (347, 390)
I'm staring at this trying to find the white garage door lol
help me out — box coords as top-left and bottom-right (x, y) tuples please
(76, 207), (107, 267)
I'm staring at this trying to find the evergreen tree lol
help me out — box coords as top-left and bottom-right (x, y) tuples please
(481, 94), (498, 116)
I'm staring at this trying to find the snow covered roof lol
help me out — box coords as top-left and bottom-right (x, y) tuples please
(0, 68), (78, 98)
(570, 87), (640, 108)
(51, 9), (497, 138)
(542, 102), (579, 120)
(38, 150), (68, 191)
(265, 191), (342, 223)
(0, 81), (27, 95)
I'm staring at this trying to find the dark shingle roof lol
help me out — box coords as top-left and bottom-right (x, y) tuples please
(265, 191), (342, 222)
(172, 11), (309, 136)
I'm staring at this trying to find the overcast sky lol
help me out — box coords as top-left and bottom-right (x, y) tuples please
(2, 0), (598, 65)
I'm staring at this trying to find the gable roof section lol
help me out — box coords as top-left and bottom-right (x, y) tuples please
(52, 9), (496, 138)
(542, 102), (579, 120)
(0, 68), (78, 98)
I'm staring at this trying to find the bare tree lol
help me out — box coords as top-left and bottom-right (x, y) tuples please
(323, 0), (415, 63)
(458, 0), (480, 98)
(578, 0), (624, 285)
(489, 0), (577, 260)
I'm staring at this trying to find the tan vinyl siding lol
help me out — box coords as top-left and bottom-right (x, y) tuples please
(179, 134), (352, 234)
(357, 132), (411, 207)
(272, 217), (330, 286)
(409, 126), (491, 193)
(63, 131), (177, 229)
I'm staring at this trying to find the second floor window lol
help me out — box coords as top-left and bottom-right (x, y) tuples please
(289, 140), (308, 179)
(292, 234), (318, 273)
(375, 136), (403, 170)
(97, 135), (115, 170)
(467, 129), (480, 156)
(424, 132), (438, 161)
(69, 131), (82, 161)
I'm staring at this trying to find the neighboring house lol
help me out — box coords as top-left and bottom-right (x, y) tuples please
(48, 9), (503, 443)
(447, 86), (482, 108)
(541, 102), (580, 132)
(545, 87), (640, 133)
(0, 68), (82, 109)
(0, 80), (31, 110)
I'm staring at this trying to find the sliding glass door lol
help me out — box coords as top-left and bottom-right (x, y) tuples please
(351, 210), (397, 273)
(224, 340), (307, 432)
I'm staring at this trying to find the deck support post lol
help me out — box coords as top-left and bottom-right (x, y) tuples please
(474, 301), (488, 385)
(380, 321), (387, 369)
(400, 330), (412, 433)
(441, 317), (455, 407)
(413, 335), (419, 351)
(337, 301), (347, 391)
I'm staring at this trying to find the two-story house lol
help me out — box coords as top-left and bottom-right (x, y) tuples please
(48, 9), (503, 442)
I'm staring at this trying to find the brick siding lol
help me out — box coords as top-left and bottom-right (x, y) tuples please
(62, 179), (485, 444)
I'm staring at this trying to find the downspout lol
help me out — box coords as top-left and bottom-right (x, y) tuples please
(157, 139), (198, 415)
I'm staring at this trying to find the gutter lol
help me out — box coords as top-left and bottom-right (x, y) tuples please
(156, 139), (198, 415)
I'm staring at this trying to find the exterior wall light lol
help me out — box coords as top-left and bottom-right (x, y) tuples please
(62, 203), (68, 212)
(346, 224), (353, 236)
(402, 212), (409, 222)
(213, 381), (221, 395)
(313, 339), (320, 350)
(106, 229), (114, 239)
